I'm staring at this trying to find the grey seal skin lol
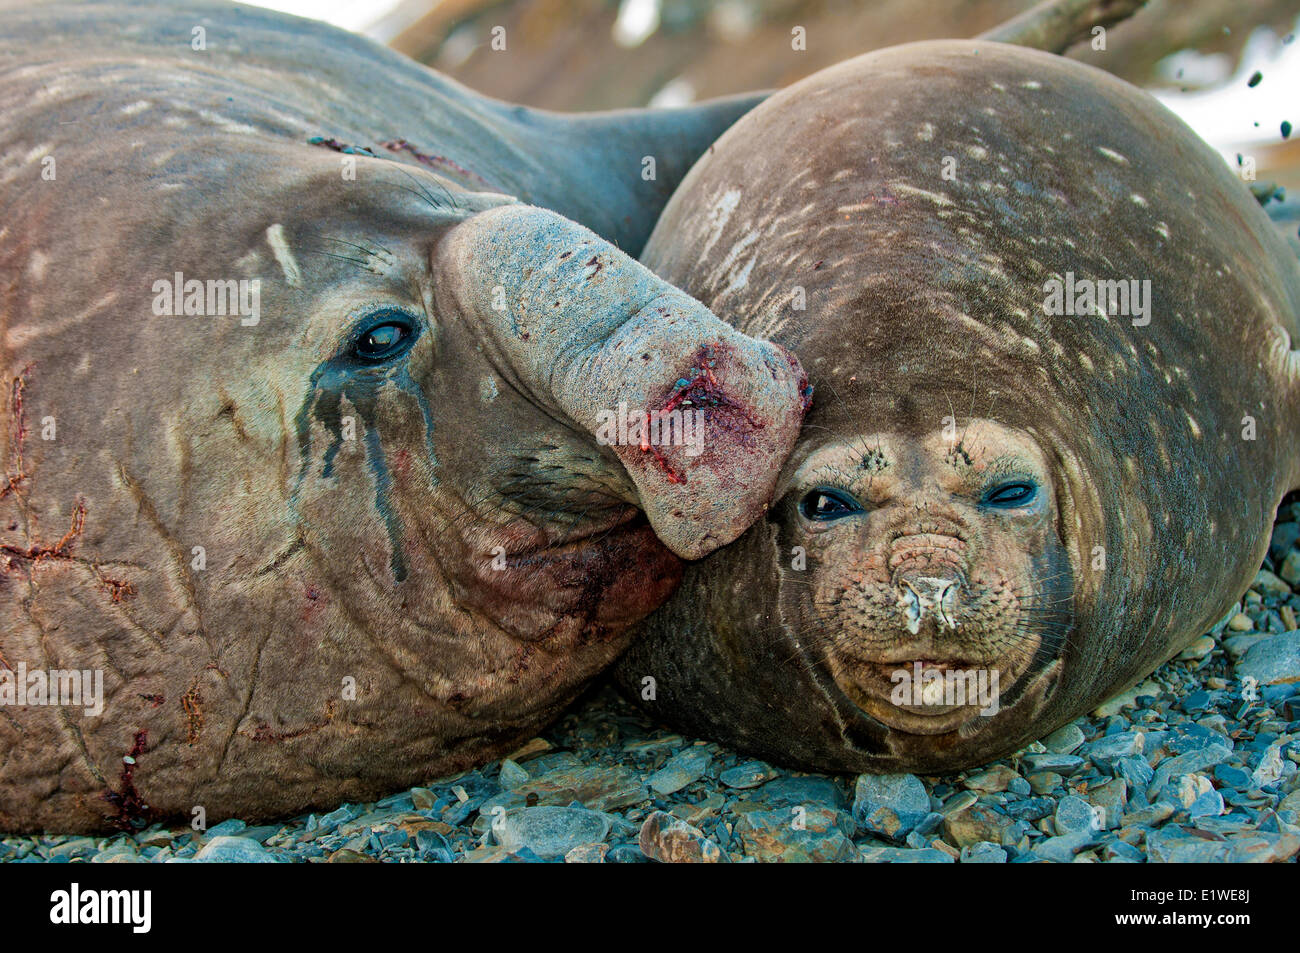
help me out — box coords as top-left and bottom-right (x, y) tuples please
(618, 41), (1300, 774)
(0, 1), (810, 832)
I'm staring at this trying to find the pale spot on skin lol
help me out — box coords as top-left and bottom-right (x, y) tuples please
(1130, 194), (1148, 207)
(1021, 80), (1042, 89)
(479, 376), (499, 401)
(892, 184), (953, 206)
(1154, 221), (1169, 239)
(701, 188), (741, 259)
(917, 123), (935, 141)
(1079, 353), (1094, 372)
(5, 292), (117, 350)
(120, 100), (152, 116)
(1185, 413), (1202, 440)
(27, 250), (48, 282)
(266, 223), (303, 288)
(196, 110), (257, 135)
(708, 228), (760, 289)
(966, 145), (988, 160)
(723, 256), (756, 294)
(1097, 146), (1129, 165)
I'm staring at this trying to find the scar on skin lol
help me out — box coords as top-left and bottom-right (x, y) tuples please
(266, 223), (303, 288)
(246, 699), (337, 742)
(182, 678), (204, 744)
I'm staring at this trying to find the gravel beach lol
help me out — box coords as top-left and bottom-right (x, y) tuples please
(6, 499), (1299, 864)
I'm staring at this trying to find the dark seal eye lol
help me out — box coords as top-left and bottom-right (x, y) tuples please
(799, 487), (864, 521)
(352, 311), (417, 363)
(983, 481), (1037, 508)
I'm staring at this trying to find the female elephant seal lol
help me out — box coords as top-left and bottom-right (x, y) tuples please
(0, 1), (809, 831)
(618, 41), (1300, 774)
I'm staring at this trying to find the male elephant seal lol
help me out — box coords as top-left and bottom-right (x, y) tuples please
(0, 1), (809, 831)
(619, 41), (1300, 774)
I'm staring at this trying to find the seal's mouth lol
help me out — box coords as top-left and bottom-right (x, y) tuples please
(831, 641), (1042, 736)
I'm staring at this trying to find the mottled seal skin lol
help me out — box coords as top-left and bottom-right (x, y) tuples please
(0, 1), (809, 831)
(618, 41), (1300, 774)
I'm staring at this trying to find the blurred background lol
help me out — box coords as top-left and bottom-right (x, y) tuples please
(247, 0), (1299, 220)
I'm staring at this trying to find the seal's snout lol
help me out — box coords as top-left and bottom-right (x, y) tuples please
(896, 569), (962, 634)
(437, 203), (808, 560)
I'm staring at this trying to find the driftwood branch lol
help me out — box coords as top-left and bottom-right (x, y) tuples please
(979, 0), (1150, 53)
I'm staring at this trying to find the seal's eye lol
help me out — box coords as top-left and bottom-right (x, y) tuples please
(352, 311), (417, 363)
(799, 487), (864, 521)
(983, 481), (1037, 508)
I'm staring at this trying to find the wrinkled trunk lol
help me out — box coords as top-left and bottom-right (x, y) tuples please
(438, 204), (809, 558)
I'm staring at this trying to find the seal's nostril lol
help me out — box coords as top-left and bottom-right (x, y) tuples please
(896, 571), (963, 631)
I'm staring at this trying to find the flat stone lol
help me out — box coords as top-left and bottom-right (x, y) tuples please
(963, 765), (1020, 794)
(959, 841), (1008, 863)
(853, 773), (931, 842)
(639, 810), (728, 863)
(1280, 551), (1300, 586)
(498, 758), (530, 790)
(505, 737), (553, 763)
(621, 734), (684, 755)
(1054, 795), (1099, 836)
(1223, 634), (1272, 659)
(204, 819), (248, 838)
(944, 803), (1016, 848)
(1019, 753), (1085, 776)
(1188, 788), (1225, 819)
(326, 848), (378, 863)
(479, 764), (647, 813)
(1042, 724), (1086, 754)
(46, 837), (97, 860)
(647, 747), (713, 796)
(496, 806), (611, 860)
(1114, 755), (1154, 791)
(733, 807), (859, 862)
(1146, 744), (1233, 801)
(1225, 830), (1300, 861)
(564, 843), (609, 863)
(1031, 830), (1097, 863)
(1002, 797), (1056, 822)
(1027, 772), (1063, 795)
(461, 844), (544, 863)
(857, 846), (954, 863)
(1235, 632), (1300, 687)
(1083, 778), (1127, 830)
(1147, 828), (1233, 863)
(753, 776), (847, 810)
(1104, 840), (1146, 863)
(195, 835), (281, 863)
(719, 760), (778, 789)
(1093, 680), (1163, 717)
(1121, 802), (1175, 826)
(1227, 612), (1256, 632)
(1254, 569), (1291, 595)
(1178, 635), (1217, 661)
